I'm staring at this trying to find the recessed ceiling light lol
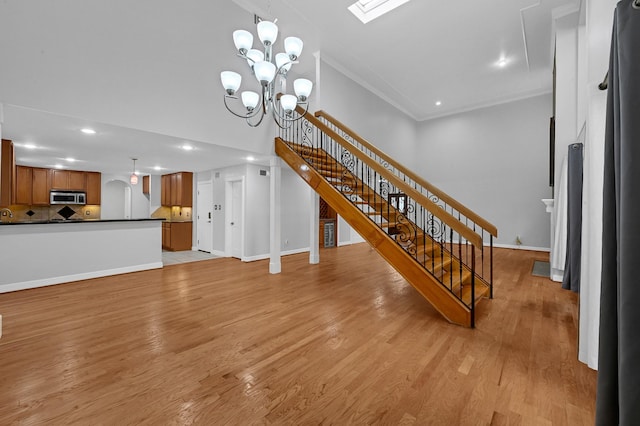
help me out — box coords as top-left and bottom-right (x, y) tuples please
(54, 164), (64, 169)
(497, 58), (508, 68)
(246, 156), (255, 162)
(435, 101), (442, 106)
(153, 166), (163, 171)
(182, 144), (194, 151)
(23, 143), (37, 149)
(81, 128), (96, 134)
(348, 0), (412, 24)
(65, 157), (76, 162)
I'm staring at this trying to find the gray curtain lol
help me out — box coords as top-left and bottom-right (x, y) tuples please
(562, 143), (583, 292)
(596, 1), (640, 424)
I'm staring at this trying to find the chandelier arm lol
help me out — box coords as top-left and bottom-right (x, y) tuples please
(271, 106), (295, 129)
(275, 60), (298, 75)
(223, 95), (264, 119)
(273, 101), (310, 125)
(246, 109), (268, 127)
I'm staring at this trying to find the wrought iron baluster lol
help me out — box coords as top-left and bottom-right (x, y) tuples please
(458, 233), (463, 297)
(471, 245), (476, 328)
(490, 235), (494, 299)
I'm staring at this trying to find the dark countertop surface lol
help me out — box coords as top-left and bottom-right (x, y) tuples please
(0, 218), (166, 226)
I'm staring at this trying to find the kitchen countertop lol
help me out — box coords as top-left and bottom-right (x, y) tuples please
(0, 218), (166, 226)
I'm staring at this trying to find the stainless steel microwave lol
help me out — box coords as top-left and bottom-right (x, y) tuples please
(50, 191), (86, 205)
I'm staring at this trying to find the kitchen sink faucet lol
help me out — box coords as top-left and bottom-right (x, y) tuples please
(0, 208), (13, 221)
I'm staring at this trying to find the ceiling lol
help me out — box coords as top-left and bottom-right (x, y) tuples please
(0, 0), (580, 175)
(3, 105), (269, 175)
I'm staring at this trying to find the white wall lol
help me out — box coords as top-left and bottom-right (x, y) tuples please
(555, 13), (580, 192)
(244, 164), (271, 258)
(101, 173), (150, 219)
(576, 0), (617, 370)
(0, 1), (287, 155)
(318, 60), (418, 170)
(206, 162), (311, 260)
(280, 166), (312, 252)
(149, 174), (161, 212)
(319, 59), (418, 245)
(415, 94), (553, 249)
(317, 59), (551, 249)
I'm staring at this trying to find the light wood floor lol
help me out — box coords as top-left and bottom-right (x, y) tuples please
(0, 244), (596, 425)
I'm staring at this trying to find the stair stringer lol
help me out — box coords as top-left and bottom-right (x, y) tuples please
(276, 138), (472, 327)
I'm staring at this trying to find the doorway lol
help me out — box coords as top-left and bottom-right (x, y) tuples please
(224, 178), (244, 259)
(197, 181), (213, 253)
(102, 180), (131, 219)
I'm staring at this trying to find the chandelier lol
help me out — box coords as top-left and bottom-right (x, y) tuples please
(220, 19), (313, 128)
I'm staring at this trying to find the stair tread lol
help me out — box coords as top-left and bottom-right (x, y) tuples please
(461, 281), (491, 305)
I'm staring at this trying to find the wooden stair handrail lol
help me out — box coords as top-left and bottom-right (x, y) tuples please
(315, 110), (498, 238)
(292, 108), (483, 248)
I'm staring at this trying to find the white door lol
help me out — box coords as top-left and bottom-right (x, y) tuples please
(197, 181), (213, 253)
(231, 180), (243, 258)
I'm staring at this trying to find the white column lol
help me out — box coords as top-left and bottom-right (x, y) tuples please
(309, 189), (320, 264)
(269, 156), (282, 274)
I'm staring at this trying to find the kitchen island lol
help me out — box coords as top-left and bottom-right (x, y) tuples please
(0, 218), (164, 293)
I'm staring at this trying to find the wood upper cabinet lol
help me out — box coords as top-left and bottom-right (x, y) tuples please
(50, 169), (68, 190)
(161, 172), (192, 207)
(13, 167), (100, 206)
(142, 175), (150, 195)
(69, 171), (86, 191)
(161, 175), (170, 206)
(86, 172), (101, 205)
(31, 167), (51, 205)
(14, 166), (50, 206)
(14, 166), (32, 205)
(1, 139), (15, 207)
(51, 169), (86, 191)
(178, 172), (193, 207)
(170, 173), (178, 206)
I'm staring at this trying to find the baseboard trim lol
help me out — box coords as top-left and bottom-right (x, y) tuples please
(212, 250), (226, 257)
(242, 247), (311, 262)
(0, 262), (164, 294)
(493, 243), (550, 252)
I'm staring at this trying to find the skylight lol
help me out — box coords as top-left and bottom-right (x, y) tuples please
(348, 0), (412, 24)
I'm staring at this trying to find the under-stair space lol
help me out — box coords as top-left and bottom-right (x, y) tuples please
(275, 109), (497, 327)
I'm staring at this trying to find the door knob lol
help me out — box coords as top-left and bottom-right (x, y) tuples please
(231, 222), (234, 225)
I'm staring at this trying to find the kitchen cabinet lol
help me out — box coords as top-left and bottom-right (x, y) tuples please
(161, 175), (170, 206)
(13, 167), (100, 206)
(14, 166), (32, 205)
(162, 221), (192, 251)
(51, 170), (87, 191)
(15, 166), (50, 206)
(142, 175), (150, 195)
(86, 172), (101, 204)
(1, 139), (15, 207)
(161, 172), (192, 207)
(32, 168), (51, 205)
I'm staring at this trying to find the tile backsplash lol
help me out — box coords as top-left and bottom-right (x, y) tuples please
(151, 206), (192, 222)
(5, 205), (101, 222)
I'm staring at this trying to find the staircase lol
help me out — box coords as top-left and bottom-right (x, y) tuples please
(275, 108), (498, 327)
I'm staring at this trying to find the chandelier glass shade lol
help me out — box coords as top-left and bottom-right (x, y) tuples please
(221, 19), (313, 128)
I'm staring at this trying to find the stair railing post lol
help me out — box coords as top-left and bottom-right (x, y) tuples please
(490, 235), (494, 299)
(471, 244), (476, 328)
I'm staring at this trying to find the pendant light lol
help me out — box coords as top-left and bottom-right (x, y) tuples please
(130, 158), (139, 185)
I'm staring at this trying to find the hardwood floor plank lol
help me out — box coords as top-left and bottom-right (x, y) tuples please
(0, 244), (596, 424)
